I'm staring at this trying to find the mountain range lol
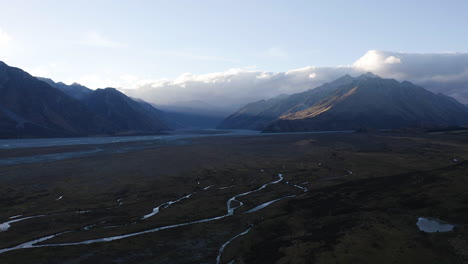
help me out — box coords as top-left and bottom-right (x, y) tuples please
(2, 60), (468, 139)
(38, 77), (93, 100)
(219, 73), (468, 132)
(156, 100), (233, 129)
(0, 61), (168, 138)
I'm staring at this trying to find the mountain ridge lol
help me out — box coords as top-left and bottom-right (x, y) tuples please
(0, 61), (106, 138)
(37, 77), (93, 100)
(219, 73), (468, 132)
(0, 61), (168, 138)
(83, 88), (169, 134)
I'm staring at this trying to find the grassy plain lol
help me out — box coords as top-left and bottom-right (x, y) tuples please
(0, 131), (467, 263)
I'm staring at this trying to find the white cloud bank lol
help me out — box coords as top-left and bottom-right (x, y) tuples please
(123, 50), (468, 110)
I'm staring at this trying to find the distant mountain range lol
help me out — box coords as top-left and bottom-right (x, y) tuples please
(219, 73), (468, 132)
(2, 59), (468, 139)
(156, 100), (232, 129)
(0, 61), (168, 138)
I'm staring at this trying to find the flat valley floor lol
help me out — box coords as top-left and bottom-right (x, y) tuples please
(0, 131), (468, 263)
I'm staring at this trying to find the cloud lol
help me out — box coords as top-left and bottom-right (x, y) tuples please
(73, 73), (128, 89)
(122, 50), (468, 111)
(120, 74), (139, 83)
(0, 28), (12, 47)
(80, 31), (127, 48)
(25, 63), (59, 78)
(0, 27), (12, 57)
(353, 50), (468, 101)
(384, 56), (401, 64)
(123, 66), (359, 110)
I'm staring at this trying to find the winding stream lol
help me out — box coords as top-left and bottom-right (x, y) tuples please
(244, 195), (296, 213)
(293, 184), (308, 192)
(227, 174), (283, 216)
(216, 227), (252, 264)
(0, 215), (45, 232)
(141, 192), (196, 220)
(0, 173), (290, 255)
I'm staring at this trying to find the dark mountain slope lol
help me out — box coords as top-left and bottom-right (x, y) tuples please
(37, 77), (92, 100)
(219, 73), (468, 132)
(0, 61), (104, 138)
(158, 100), (232, 129)
(265, 75), (468, 132)
(218, 75), (357, 130)
(83, 88), (168, 134)
(38, 77), (169, 133)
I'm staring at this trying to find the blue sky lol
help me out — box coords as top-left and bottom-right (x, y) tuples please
(0, 0), (467, 93)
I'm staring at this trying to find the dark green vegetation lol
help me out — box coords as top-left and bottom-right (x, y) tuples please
(219, 73), (468, 132)
(1, 132), (468, 263)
